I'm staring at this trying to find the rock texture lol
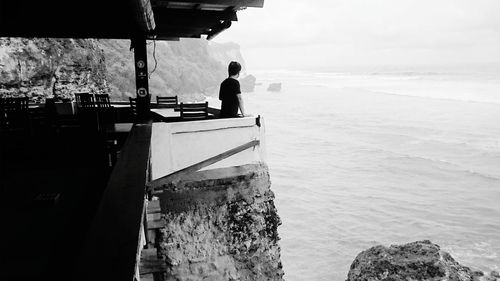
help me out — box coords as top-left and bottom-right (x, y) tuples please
(1, 38), (249, 102)
(0, 38), (108, 102)
(347, 240), (497, 281)
(156, 163), (284, 281)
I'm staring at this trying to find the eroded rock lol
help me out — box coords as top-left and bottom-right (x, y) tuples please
(346, 240), (491, 281)
(156, 163), (284, 281)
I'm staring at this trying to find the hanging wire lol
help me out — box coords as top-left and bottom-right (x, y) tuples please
(149, 39), (158, 79)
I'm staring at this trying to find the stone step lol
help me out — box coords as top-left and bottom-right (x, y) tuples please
(139, 248), (166, 275)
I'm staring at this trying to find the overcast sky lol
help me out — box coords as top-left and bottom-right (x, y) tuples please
(213, 0), (500, 71)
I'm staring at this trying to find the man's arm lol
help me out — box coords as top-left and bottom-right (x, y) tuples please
(236, 94), (246, 116)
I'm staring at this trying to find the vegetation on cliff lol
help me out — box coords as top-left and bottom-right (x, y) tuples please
(0, 38), (107, 102)
(0, 38), (246, 102)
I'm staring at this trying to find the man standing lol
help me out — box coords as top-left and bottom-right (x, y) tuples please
(219, 61), (247, 118)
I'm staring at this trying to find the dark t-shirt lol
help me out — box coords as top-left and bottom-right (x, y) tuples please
(219, 78), (241, 118)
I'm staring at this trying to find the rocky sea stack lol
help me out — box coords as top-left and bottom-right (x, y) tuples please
(347, 240), (498, 281)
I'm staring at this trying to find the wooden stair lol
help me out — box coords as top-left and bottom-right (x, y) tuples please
(139, 199), (167, 281)
(139, 248), (167, 275)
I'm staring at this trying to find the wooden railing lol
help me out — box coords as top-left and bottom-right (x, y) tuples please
(147, 139), (260, 194)
(73, 123), (152, 281)
(74, 115), (262, 281)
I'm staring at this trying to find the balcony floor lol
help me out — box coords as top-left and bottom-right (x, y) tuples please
(0, 128), (112, 281)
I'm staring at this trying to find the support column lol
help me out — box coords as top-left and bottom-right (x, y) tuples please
(133, 36), (150, 120)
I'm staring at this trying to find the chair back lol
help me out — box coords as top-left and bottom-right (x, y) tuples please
(1, 97), (29, 129)
(156, 96), (178, 108)
(129, 97), (138, 117)
(2, 97), (28, 112)
(95, 94), (111, 108)
(75, 93), (95, 108)
(180, 102), (208, 121)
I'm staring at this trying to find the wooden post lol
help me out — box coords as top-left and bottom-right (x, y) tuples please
(132, 36), (150, 120)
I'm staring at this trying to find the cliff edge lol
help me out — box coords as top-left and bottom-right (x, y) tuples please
(155, 163), (284, 281)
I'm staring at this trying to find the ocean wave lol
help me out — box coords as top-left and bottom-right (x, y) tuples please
(388, 154), (500, 182)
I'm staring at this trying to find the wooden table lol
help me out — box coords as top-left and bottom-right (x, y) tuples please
(150, 108), (181, 122)
(111, 104), (131, 108)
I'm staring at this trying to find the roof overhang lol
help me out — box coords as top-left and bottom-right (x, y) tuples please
(0, 0), (264, 40)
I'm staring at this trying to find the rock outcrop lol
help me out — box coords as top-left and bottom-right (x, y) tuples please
(240, 74), (257, 93)
(267, 83), (281, 92)
(1, 38), (249, 102)
(0, 38), (108, 102)
(347, 240), (497, 281)
(156, 163), (284, 281)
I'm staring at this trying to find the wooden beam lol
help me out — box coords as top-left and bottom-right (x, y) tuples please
(152, 0), (264, 8)
(153, 8), (237, 23)
(206, 20), (231, 40)
(147, 219), (167, 229)
(153, 25), (212, 35)
(133, 37), (151, 120)
(147, 140), (259, 193)
(131, 0), (156, 32)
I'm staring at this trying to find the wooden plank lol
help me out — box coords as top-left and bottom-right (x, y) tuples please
(139, 248), (167, 275)
(152, 0), (264, 8)
(147, 200), (161, 213)
(147, 212), (162, 221)
(207, 106), (221, 116)
(147, 140), (259, 192)
(153, 9), (237, 23)
(147, 229), (157, 246)
(148, 219), (167, 229)
(73, 123), (152, 281)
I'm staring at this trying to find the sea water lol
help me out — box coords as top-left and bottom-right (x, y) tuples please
(239, 65), (500, 280)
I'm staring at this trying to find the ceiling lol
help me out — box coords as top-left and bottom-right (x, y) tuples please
(0, 0), (264, 40)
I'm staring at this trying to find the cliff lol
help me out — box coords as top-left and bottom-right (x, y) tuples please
(154, 163), (284, 280)
(347, 240), (498, 281)
(0, 38), (107, 102)
(0, 38), (246, 101)
(100, 39), (244, 101)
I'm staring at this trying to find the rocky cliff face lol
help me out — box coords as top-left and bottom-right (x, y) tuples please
(156, 163), (284, 281)
(0, 38), (108, 102)
(347, 240), (498, 281)
(0, 38), (247, 102)
(208, 42), (246, 72)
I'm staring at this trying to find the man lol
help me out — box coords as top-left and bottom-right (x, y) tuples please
(219, 61), (247, 118)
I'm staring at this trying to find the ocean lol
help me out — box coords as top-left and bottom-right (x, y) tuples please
(237, 65), (500, 280)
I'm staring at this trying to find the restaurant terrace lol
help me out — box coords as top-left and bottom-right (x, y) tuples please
(0, 1), (267, 280)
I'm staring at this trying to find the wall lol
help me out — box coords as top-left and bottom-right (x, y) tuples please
(150, 117), (267, 180)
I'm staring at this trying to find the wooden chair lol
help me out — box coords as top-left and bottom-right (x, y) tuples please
(95, 94), (111, 108)
(0, 98), (6, 129)
(45, 98), (80, 132)
(95, 94), (117, 132)
(2, 97), (29, 130)
(156, 96), (178, 109)
(75, 92), (95, 108)
(129, 97), (138, 118)
(180, 102), (208, 121)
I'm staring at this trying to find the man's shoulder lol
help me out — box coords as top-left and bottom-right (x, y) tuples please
(222, 78), (240, 86)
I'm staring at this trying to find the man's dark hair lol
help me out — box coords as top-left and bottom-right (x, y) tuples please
(228, 61), (241, 76)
